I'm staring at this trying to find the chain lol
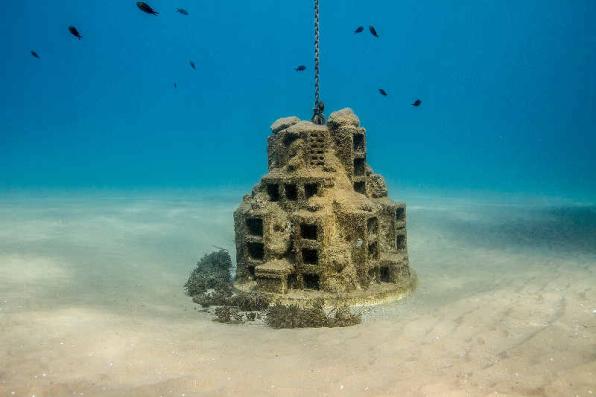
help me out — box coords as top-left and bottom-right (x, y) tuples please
(314, 0), (320, 109)
(311, 0), (325, 124)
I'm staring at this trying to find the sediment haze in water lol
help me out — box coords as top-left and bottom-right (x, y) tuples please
(0, 191), (594, 397)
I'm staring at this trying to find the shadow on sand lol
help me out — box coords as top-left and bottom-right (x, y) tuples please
(424, 205), (596, 255)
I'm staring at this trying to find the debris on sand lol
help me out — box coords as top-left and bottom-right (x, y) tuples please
(184, 249), (232, 297)
(265, 300), (361, 329)
(185, 249), (362, 328)
(214, 306), (243, 324)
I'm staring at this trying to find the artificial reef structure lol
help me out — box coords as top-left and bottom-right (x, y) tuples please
(234, 108), (415, 304)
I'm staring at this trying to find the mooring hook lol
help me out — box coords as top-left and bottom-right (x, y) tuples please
(312, 100), (325, 125)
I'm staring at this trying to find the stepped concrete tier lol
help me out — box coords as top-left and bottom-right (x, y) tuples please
(234, 108), (416, 305)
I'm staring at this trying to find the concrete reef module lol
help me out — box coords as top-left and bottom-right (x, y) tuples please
(234, 108), (413, 302)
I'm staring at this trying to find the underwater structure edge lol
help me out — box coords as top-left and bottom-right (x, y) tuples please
(232, 108), (415, 305)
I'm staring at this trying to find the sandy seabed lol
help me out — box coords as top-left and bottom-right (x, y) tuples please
(0, 190), (594, 397)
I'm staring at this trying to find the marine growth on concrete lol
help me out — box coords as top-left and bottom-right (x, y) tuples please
(234, 108), (415, 305)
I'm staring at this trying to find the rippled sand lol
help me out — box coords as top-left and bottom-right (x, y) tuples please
(0, 191), (595, 396)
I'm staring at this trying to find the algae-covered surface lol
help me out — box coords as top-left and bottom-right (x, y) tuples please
(0, 190), (595, 396)
(234, 110), (412, 298)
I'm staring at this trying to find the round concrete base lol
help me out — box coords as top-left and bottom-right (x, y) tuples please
(234, 272), (417, 307)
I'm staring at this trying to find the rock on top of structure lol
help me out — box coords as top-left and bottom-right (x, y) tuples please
(234, 109), (415, 304)
(271, 116), (300, 134)
(327, 108), (360, 127)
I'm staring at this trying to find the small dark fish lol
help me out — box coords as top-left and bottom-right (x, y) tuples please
(136, 2), (158, 15)
(68, 26), (82, 40)
(31, 50), (40, 59)
(190, 61), (196, 70)
(369, 25), (379, 38)
(354, 26), (364, 33)
(176, 8), (189, 15)
(378, 88), (388, 96)
(295, 65), (306, 72)
(174, 82), (177, 89)
(412, 99), (422, 107)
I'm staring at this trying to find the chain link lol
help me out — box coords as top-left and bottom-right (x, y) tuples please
(314, 0), (320, 108)
(311, 0), (325, 124)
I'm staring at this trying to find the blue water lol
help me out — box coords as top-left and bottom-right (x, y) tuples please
(1, 0), (595, 198)
(1, 3), (596, 394)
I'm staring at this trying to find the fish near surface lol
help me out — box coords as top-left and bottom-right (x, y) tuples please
(68, 26), (82, 40)
(31, 50), (40, 59)
(295, 65), (306, 72)
(137, 2), (158, 15)
(378, 88), (388, 96)
(369, 25), (379, 38)
(176, 8), (189, 15)
(412, 99), (422, 107)
(354, 26), (364, 33)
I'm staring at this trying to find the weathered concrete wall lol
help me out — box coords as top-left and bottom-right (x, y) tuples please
(234, 108), (411, 295)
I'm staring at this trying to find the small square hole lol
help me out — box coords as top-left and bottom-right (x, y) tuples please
(247, 242), (264, 260)
(353, 133), (364, 151)
(303, 274), (320, 290)
(267, 184), (280, 202)
(300, 224), (318, 240)
(285, 184), (298, 200)
(380, 266), (391, 282)
(305, 183), (319, 198)
(396, 235), (406, 250)
(283, 134), (298, 146)
(354, 181), (366, 194)
(288, 274), (298, 289)
(368, 241), (379, 260)
(354, 158), (365, 176)
(246, 217), (263, 236)
(367, 217), (378, 235)
(396, 207), (405, 222)
(302, 248), (318, 264)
